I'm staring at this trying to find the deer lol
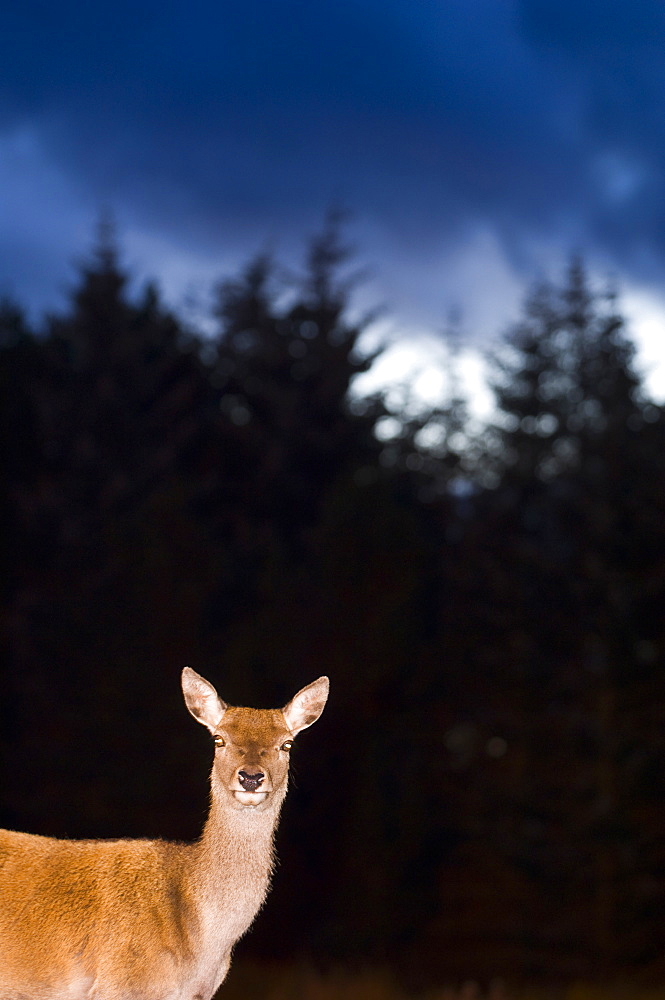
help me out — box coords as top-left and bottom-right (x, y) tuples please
(0, 667), (329, 1000)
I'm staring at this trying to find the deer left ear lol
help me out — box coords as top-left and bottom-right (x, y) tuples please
(282, 676), (329, 736)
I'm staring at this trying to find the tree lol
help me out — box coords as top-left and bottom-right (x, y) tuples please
(211, 217), (386, 551)
(490, 257), (645, 484)
(1, 224), (219, 837)
(467, 258), (665, 976)
(198, 219), (392, 673)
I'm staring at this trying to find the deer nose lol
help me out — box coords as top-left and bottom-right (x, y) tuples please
(238, 770), (265, 792)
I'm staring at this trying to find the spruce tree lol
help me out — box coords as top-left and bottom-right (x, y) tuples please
(211, 217), (386, 554)
(478, 259), (665, 975)
(3, 224), (217, 837)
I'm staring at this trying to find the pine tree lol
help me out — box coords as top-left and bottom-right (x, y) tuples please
(475, 258), (665, 975)
(200, 218), (393, 677)
(490, 258), (644, 483)
(2, 224), (219, 837)
(211, 217), (386, 554)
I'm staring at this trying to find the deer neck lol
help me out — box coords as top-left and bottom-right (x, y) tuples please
(190, 779), (287, 915)
(169, 781), (287, 994)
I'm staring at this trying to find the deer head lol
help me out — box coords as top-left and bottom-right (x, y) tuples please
(182, 668), (329, 810)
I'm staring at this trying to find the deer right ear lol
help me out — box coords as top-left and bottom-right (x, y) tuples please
(181, 667), (227, 733)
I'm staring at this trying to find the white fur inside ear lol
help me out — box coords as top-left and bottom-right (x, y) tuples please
(182, 667), (227, 732)
(283, 676), (329, 736)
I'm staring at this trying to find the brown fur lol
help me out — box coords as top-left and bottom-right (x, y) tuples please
(0, 670), (329, 1000)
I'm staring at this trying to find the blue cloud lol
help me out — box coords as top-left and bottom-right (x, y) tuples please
(3, 0), (665, 332)
(518, 0), (665, 52)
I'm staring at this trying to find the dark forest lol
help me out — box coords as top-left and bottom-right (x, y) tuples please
(2, 219), (665, 988)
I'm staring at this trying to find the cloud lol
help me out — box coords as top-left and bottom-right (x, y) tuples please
(0, 125), (93, 315)
(518, 0), (665, 54)
(2, 0), (665, 371)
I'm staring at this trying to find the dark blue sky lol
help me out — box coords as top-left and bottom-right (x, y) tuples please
(3, 0), (665, 392)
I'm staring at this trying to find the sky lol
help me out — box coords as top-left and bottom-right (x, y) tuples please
(3, 0), (665, 406)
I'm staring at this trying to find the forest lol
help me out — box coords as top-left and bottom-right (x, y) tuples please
(2, 217), (665, 989)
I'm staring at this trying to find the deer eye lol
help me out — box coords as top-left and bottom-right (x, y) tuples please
(281, 740), (294, 751)
(213, 735), (225, 748)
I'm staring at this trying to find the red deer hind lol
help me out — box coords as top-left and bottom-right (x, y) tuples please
(0, 668), (329, 1000)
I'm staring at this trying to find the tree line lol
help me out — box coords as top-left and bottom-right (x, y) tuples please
(2, 222), (665, 985)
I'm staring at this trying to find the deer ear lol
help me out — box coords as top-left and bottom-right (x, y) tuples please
(282, 676), (329, 736)
(182, 667), (227, 733)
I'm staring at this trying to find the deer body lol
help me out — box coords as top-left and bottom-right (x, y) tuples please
(0, 670), (329, 1000)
